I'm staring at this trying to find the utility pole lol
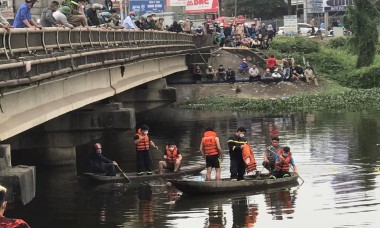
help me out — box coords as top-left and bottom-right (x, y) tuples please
(304, 0), (308, 23)
(234, 0), (237, 17)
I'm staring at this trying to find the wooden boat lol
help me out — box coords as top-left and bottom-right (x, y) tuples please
(170, 173), (299, 195)
(82, 163), (205, 184)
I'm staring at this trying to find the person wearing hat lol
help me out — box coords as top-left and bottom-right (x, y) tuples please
(227, 127), (249, 181)
(158, 142), (182, 174)
(239, 58), (249, 75)
(0, 185), (30, 227)
(63, 0), (88, 27)
(123, 11), (138, 30)
(86, 3), (104, 26)
(134, 124), (158, 175)
(155, 17), (164, 31)
(270, 146), (298, 179)
(214, 65), (226, 82)
(272, 68), (282, 82)
(13, 0), (42, 28)
(205, 66), (215, 81)
(53, 6), (75, 28)
(90, 143), (118, 176)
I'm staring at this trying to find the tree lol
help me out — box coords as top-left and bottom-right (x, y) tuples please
(344, 0), (379, 68)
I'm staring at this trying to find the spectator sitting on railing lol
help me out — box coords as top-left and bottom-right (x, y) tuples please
(13, 0), (42, 29)
(53, 6), (74, 29)
(0, 2), (12, 31)
(40, 1), (61, 27)
(123, 11), (139, 30)
(87, 3), (104, 26)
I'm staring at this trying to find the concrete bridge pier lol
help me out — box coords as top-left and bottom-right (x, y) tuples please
(114, 78), (177, 112)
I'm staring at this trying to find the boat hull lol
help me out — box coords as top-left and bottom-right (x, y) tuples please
(82, 163), (205, 184)
(170, 174), (299, 195)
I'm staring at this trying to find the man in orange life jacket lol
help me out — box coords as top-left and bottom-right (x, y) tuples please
(270, 146), (299, 179)
(227, 127), (248, 181)
(158, 142), (182, 174)
(134, 125), (158, 175)
(0, 185), (30, 228)
(262, 137), (282, 173)
(200, 127), (224, 181)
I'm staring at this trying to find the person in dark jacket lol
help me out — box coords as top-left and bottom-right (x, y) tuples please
(227, 127), (248, 181)
(86, 3), (103, 26)
(40, 1), (60, 27)
(90, 143), (117, 176)
(226, 67), (236, 84)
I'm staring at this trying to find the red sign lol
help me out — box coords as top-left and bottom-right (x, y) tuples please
(186, 0), (219, 14)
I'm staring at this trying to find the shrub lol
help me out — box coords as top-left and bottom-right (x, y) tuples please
(327, 37), (348, 49)
(343, 65), (380, 88)
(271, 36), (320, 54)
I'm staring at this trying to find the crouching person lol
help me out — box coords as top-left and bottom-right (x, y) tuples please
(270, 146), (298, 179)
(159, 142), (182, 174)
(90, 143), (117, 176)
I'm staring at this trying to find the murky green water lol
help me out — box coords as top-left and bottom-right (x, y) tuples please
(6, 108), (380, 227)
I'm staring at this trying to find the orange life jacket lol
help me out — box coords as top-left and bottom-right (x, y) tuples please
(165, 145), (179, 163)
(275, 150), (292, 171)
(242, 144), (257, 173)
(135, 128), (149, 151)
(201, 131), (219, 156)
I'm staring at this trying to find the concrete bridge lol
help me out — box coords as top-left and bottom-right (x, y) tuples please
(0, 28), (211, 142)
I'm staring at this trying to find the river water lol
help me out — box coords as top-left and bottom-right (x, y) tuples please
(6, 108), (380, 228)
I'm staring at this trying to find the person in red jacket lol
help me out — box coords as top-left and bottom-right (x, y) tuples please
(0, 185), (30, 228)
(266, 55), (277, 73)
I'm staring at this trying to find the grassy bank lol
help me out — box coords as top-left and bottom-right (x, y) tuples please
(176, 36), (380, 113)
(176, 88), (380, 113)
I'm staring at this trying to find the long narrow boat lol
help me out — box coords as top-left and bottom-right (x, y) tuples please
(170, 173), (299, 195)
(82, 163), (205, 184)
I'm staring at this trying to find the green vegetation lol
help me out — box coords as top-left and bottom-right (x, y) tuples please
(269, 36), (380, 89)
(176, 89), (380, 113)
(344, 1), (379, 68)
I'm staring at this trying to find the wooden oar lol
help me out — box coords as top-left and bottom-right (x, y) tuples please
(116, 165), (131, 183)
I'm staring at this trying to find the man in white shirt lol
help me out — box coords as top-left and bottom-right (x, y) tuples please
(272, 68), (282, 82)
(123, 11), (138, 30)
(248, 64), (260, 83)
(304, 66), (319, 86)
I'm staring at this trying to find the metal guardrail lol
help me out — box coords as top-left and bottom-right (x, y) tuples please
(0, 28), (204, 89)
(0, 28), (193, 59)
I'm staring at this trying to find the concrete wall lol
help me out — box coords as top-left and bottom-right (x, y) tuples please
(0, 55), (187, 141)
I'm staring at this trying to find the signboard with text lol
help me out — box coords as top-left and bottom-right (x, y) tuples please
(309, 0), (324, 13)
(185, 0), (219, 14)
(166, 0), (186, 6)
(324, 0), (354, 12)
(130, 0), (165, 14)
(283, 15), (298, 35)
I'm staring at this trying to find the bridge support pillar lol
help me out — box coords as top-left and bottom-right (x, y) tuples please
(0, 144), (36, 205)
(114, 78), (177, 112)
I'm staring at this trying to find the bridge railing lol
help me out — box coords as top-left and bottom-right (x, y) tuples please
(0, 28), (194, 60)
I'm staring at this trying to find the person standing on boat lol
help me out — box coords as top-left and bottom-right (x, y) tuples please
(134, 125), (158, 176)
(90, 143), (117, 176)
(262, 137), (282, 174)
(158, 142), (182, 174)
(227, 127), (248, 181)
(200, 127), (224, 181)
(270, 146), (298, 179)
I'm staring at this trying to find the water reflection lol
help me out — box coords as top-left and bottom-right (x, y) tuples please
(6, 109), (380, 227)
